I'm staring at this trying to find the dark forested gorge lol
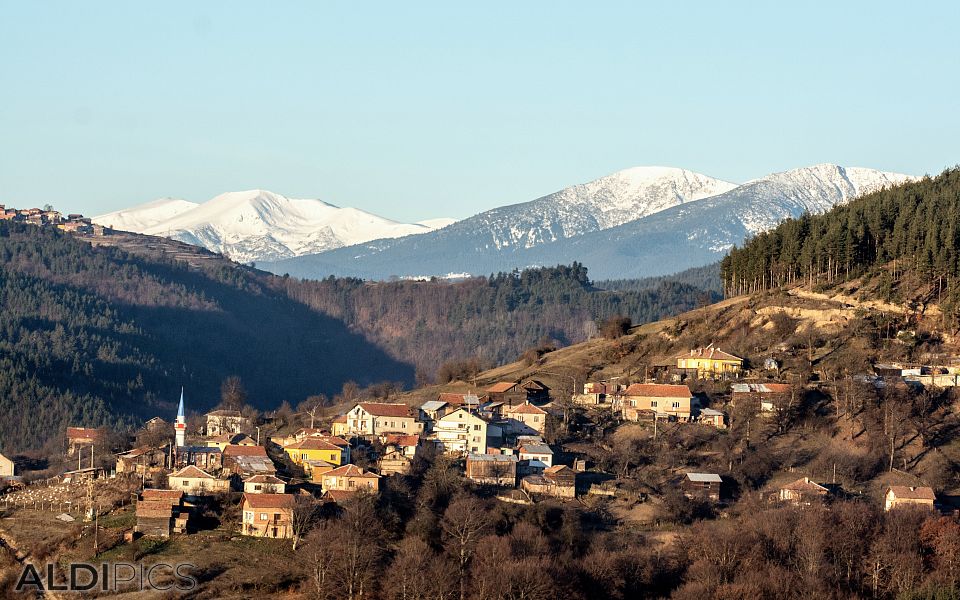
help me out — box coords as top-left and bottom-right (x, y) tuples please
(721, 167), (960, 321)
(0, 223), (413, 452)
(281, 263), (720, 379)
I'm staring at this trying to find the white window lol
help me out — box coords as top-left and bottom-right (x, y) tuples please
(243, 511), (254, 522)
(672, 401), (680, 408)
(259, 513), (268, 520)
(651, 400), (657, 408)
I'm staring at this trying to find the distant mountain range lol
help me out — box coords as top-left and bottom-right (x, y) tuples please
(264, 164), (914, 280)
(94, 164), (915, 279)
(93, 191), (456, 263)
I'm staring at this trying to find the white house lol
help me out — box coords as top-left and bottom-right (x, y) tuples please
(432, 408), (501, 455)
(336, 403), (423, 437)
(243, 475), (286, 494)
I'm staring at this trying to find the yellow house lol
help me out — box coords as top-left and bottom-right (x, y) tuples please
(283, 437), (349, 468)
(676, 344), (743, 379)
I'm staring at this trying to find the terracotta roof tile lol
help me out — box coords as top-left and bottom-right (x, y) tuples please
(242, 493), (294, 509)
(624, 384), (693, 398)
(358, 403), (416, 418)
(324, 464), (380, 478)
(169, 465), (215, 479)
(888, 486), (936, 500)
(223, 445), (267, 457)
(507, 403), (547, 415)
(487, 382), (520, 393)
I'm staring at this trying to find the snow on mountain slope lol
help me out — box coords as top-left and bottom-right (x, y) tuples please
(467, 166), (737, 252)
(266, 164), (915, 280)
(95, 190), (454, 263)
(94, 198), (200, 232)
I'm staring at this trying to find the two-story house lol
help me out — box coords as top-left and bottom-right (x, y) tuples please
(241, 493), (293, 539)
(432, 408), (501, 455)
(676, 345), (743, 380)
(337, 403), (423, 437)
(503, 402), (548, 435)
(622, 384), (697, 421)
(321, 464), (380, 496)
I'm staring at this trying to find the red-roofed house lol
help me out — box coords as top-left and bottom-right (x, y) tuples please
(241, 493), (294, 538)
(168, 465), (230, 495)
(623, 384), (696, 421)
(338, 403), (423, 437)
(885, 486), (936, 511)
(66, 427), (103, 455)
(320, 464), (380, 495)
(243, 475), (286, 494)
(504, 402), (549, 435)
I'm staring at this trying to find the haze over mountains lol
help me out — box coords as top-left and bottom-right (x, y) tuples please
(94, 191), (457, 263)
(267, 164), (914, 280)
(95, 164), (915, 280)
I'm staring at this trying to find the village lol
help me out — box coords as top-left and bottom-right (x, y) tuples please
(0, 340), (951, 558)
(0, 204), (108, 236)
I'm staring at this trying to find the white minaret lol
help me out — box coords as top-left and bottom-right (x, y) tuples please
(175, 387), (186, 448)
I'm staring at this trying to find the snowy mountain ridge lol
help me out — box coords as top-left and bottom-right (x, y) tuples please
(93, 190), (455, 263)
(265, 163), (917, 280)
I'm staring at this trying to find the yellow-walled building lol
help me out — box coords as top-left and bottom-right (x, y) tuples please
(283, 437), (350, 468)
(676, 345), (743, 379)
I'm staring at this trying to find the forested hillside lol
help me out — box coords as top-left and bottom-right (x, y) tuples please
(0, 224), (720, 451)
(721, 168), (960, 323)
(0, 223), (412, 452)
(281, 263), (719, 378)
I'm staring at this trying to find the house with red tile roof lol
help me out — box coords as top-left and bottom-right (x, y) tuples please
(884, 486), (936, 511)
(320, 464), (380, 495)
(168, 465), (230, 495)
(623, 384), (696, 421)
(243, 474), (286, 494)
(504, 402), (549, 435)
(778, 477), (829, 505)
(66, 427), (103, 455)
(336, 402), (423, 437)
(241, 493), (294, 538)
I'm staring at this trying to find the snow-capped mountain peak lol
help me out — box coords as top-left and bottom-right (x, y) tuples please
(93, 190), (455, 263)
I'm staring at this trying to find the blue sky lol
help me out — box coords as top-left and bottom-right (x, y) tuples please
(1, 2), (958, 222)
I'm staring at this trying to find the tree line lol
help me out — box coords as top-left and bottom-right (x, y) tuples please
(721, 167), (960, 322)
